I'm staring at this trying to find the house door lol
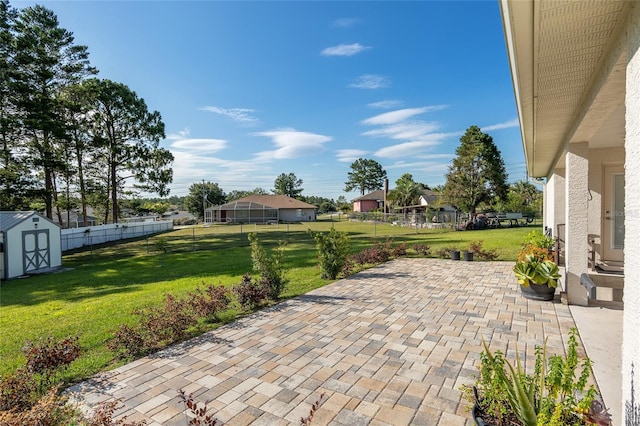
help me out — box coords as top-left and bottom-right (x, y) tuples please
(22, 230), (50, 274)
(602, 165), (624, 262)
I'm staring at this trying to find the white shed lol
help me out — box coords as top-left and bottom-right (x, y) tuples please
(0, 211), (62, 280)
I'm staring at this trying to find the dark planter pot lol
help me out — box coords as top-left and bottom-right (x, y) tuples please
(471, 387), (487, 426)
(463, 251), (474, 261)
(451, 250), (461, 260)
(520, 282), (556, 301)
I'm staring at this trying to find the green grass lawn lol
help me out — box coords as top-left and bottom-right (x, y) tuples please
(0, 219), (537, 383)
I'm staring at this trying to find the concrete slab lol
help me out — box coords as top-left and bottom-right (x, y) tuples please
(570, 305), (623, 425)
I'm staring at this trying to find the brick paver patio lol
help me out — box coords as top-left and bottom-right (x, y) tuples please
(69, 258), (579, 425)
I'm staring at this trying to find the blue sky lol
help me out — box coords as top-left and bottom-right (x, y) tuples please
(21, 1), (525, 201)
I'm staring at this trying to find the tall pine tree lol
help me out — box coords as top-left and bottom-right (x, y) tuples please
(444, 125), (508, 216)
(11, 4), (96, 218)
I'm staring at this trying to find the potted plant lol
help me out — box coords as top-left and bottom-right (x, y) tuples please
(513, 233), (561, 301)
(450, 246), (461, 260)
(463, 249), (474, 261)
(464, 328), (612, 426)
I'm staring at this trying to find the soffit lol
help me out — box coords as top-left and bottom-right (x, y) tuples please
(502, 0), (627, 178)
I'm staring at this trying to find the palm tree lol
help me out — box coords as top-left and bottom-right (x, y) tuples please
(387, 174), (424, 218)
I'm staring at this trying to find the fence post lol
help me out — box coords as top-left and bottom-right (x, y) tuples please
(192, 227), (195, 252)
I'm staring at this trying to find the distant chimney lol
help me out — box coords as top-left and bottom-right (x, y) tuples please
(384, 179), (389, 213)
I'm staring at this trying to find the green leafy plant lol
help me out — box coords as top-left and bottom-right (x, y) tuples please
(514, 237), (560, 288)
(308, 228), (350, 279)
(525, 230), (555, 251)
(466, 328), (612, 426)
(248, 233), (289, 300)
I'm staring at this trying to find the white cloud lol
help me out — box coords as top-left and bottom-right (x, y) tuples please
(367, 100), (403, 109)
(360, 106), (457, 158)
(361, 106), (448, 125)
(374, 138), (445, 158)
(170, 138), (227, 153)
(321, 43), (371, 57)
(332, 18), (361, 28)
(253, 128), (332, 161)
(335, 149), (369, 163)
(363, 122), (441, 140)
(199, 106), (258, 124)
(349, 74), (390, 90)
(386, 160), (452, 171)
(166, 128), (227, 153)
(481, 118), (519, 132)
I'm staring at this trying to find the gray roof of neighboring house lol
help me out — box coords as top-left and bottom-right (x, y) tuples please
(420, 189), (439, 204)
(162, 210), (196, 220)
(352, 190), (385, 202)
(0, 211), (60, 232)
(50, 210), (97, 225)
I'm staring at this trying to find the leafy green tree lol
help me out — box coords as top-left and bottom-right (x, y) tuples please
(184, 181), (225, 219)
(143, 201), (170, 215)
(387, 173), (423, 213)
(344, 158), (387, 195)
(443, 125), (508, 216)
(272, 172), (303, 199)
(12, 4), (96, 218)
(336, 195), (351, 212)
(226, 187), (268, 202)
(493, 180), (542, 215)
(319, 201), (336, 213)
(88, 78), (172, 223)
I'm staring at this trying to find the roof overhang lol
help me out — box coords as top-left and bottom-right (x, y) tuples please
(500, 0), (628, 178)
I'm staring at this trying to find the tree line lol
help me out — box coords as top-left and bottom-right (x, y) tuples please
(1, 0), (173, 224)
(182, 124), (540, 222)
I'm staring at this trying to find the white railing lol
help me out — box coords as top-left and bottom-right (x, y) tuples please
(61, 221), (173, 252)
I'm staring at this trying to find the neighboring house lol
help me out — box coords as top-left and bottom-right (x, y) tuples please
(205, 195), (317, 224)
(161, 210), (197, 224)
(352, 190), (385, 213)
(354, 188), (455, 215)
(51, 210), (98, 228)
(417, 189), (456, 213)
(500, 0), (638, 421)
(0, 211), (62, 280)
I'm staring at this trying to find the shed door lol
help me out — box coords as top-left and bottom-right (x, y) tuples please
(23, 230), (50, 273)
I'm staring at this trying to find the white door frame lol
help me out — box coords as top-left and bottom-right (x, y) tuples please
(602, 165), (624, 263)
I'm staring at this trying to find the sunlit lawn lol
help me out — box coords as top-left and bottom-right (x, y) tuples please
(0, 218), (538, 383)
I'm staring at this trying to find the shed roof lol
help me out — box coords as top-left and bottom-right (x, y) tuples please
(0, 211), (60, 232)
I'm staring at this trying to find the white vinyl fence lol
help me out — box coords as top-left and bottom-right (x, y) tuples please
(61, 221), (173, 252)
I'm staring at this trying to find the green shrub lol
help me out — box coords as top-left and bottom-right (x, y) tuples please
(308, 228), (350, 279)
(248, 233), (289, 300)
